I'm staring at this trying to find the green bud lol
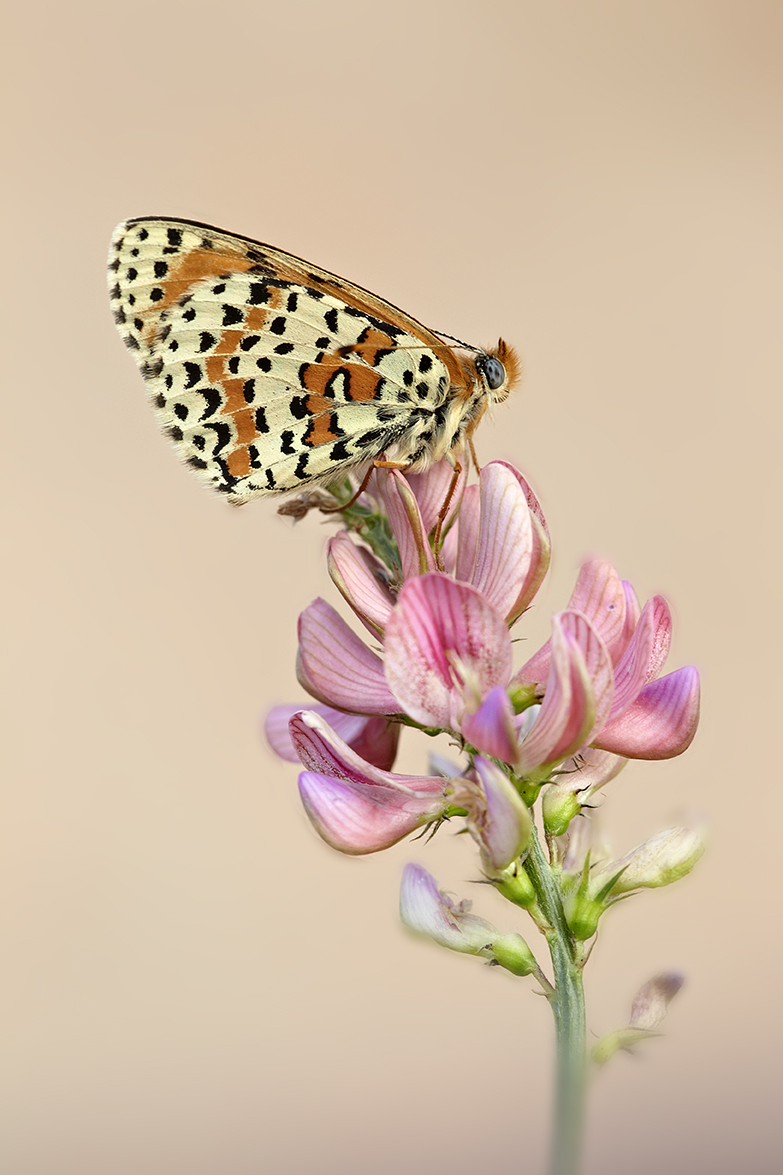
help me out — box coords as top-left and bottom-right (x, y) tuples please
(564, 890), (604, 941)
(542, 784), (582, 837)
(490, 933), (538, 976)
(493, 863), (537, 908)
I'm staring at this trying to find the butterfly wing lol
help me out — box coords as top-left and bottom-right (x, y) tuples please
(108, 218), (467, 500)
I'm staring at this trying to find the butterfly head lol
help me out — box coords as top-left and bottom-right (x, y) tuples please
(474, 338), (521, 404)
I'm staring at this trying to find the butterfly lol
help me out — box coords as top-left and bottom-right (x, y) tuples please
(108, 217), (520, 504)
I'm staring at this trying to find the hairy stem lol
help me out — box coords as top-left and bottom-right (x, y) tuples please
(524, 828), (587, 1175)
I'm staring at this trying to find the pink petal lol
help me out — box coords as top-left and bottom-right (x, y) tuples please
(266, 704), (399, 770)
(382, 470), (437, 579)
(559, 609), (614, 738)
(405, 459), (464, 536)
(593, 666), (700, 759)
(384, 575), (513, 729)
(609, 595), (672, 719)
(289, 709), (442, 793)
(470, 463), (536, 621)
(494, 462), (550, 541)
(296, 598), (399, 714)
(298, 772), (440, 854)
(472, 756), (532, 871)
(517, 560), (629, 686)
(327, 532), (395, 637)
(461, 686), (519, 763)
(555, 747), (628, 794)
(454, 484), (481, 583)
(515, 613), (597, 778)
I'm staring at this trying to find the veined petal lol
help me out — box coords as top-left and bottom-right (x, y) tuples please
(265, 704), (400, 771)
(384, 575), (513, 729)
(453, 484), (481, 583)
(405, 458), (463, 536)
(289, 709), (442, 794)
(609, 595), (672, 719)
(593, 666), (700, 759)
(515, 613), (596, 778)
(327, 532), (394, 637)
(296, 598), (399, 715)
(495, 462), (550, 541)
(470, 463), (536, 621)
(298, 771), (442, 854)
(517, 561), (628, 686)
(382, 470), (437, 579)
(461, 686), (519, 763)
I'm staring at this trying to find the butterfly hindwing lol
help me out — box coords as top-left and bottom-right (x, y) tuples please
(109, 218), (456, 499)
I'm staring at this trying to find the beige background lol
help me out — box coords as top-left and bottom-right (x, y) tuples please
(3, 2), (781, 1172)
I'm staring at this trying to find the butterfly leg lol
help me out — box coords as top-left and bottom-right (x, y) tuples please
(318, 458), (410, 516)
(431, 454), (463, 570)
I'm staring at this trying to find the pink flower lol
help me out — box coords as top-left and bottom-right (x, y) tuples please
(326, 461), (550, 634)
(289, 710), (447, 854)
(516, 560), (700, 760)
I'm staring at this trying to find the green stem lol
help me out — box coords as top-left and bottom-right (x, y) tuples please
(524, 829), (587, 1175)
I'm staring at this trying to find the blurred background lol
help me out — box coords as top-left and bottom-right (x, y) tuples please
(3, 2), (781, 1172)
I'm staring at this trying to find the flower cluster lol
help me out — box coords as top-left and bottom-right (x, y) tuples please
(266, 458), (701, 960)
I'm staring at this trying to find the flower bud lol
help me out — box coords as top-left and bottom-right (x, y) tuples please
(564, 889), (605, 941)
(490, 933), (538, 976)
(592, 972), (685, 1064)
(542, 784), (582, 837)
(493, 862), (537, 908)
(400, 864), (536, 975)
(596, 827), (705, 895)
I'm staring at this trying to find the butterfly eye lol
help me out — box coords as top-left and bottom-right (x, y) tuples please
(478, 355), (506, 391)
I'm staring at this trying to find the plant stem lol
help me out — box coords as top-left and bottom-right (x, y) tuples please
(524, 829), (587, 1175)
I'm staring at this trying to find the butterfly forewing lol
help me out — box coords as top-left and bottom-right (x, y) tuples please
(109, 218), (457, 500)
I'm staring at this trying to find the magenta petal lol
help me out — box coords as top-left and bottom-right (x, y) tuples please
(327, 532), (394, 637)
(610, 595), (672, 719)
(515, 614), (596, 778)
(470, 463), (535, 620)
(296, 598), (399, 714)
(454, 484), (481, 583)
(462, 687), (519, 762)
(383, 470), (437, 579)
(384, 575), (513, 729)
(298, 772), (438, 854)
(593, 666), (700, 759)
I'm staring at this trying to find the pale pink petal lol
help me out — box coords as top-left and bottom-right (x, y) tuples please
(298, 772), (440, 854)
(515, 614), (596, 778)
(327, 532), (394, 637)
(507, 511), (551, 624)
(554, 747), (628, 794)
(296, 598), (399, 714)
(382, 470), (437, 579)
(609, 596), (672, 719)
(384, 575), (513, 729)
(494, 462), (550, 541)
(399, 863), (498, 952)
(593, 666), (700, 759)
(470, 463), (535, 621)
(517, 560), (627, 685)
(471, 757), (532, 871)
(621, 580), (642, 645)
(405, 459), (464, 536)
(461, 686), (519, 763)
(454, 484), (481, 583)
